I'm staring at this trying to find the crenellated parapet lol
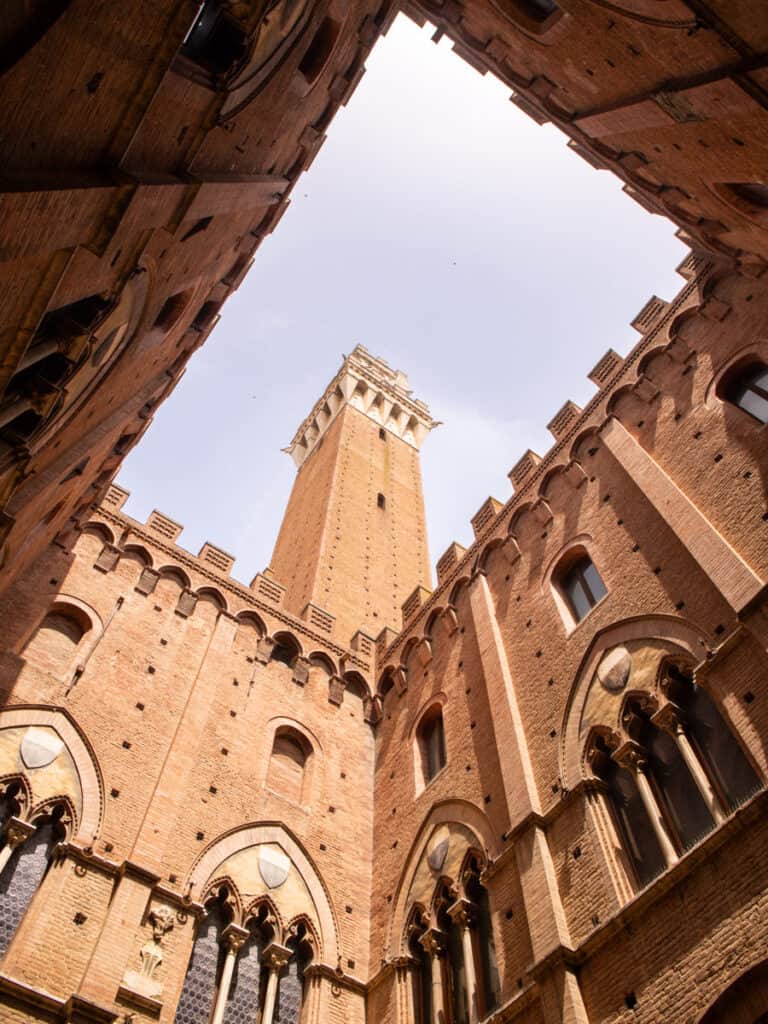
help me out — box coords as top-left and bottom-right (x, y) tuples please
(284, 345), (439, 468)
(373, 251), (767, 681)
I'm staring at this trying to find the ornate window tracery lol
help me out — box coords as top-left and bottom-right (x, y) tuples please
(405, 853), (499, 1023)
(0, 804), (69, 959)
(585, 660), (762, 890)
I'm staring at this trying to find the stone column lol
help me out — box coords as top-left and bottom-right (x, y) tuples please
(392, 956), (417, 1024)
(260, 942), (292, 1024)
(448, 899), (478, 1023)
(583, 780), (635, 906)
(0, 817), (35, 876)
(419, 929), (447, 1024)
(615, 742), (678, 866)
(653, 704), (726, 823)
(210, 924), (248, 1024)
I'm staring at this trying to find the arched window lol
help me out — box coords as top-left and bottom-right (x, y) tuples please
(624, 699), (715, 853)
(407, 912), (432, 1024)
(0, 811), (63, 959)
(223, 907), (274, 1024)
(589, 735), (667, 888)
(297, 17), (339, 84)
(181, 0), (247, 76)
(275, 924), (313, 1020)
(554, 548), (607, 624)
(23, 604), (90, 675)
(464, 860), (500, 1017)
(437, 891), (469, 1024)
(267, 729), (311, 804)
(417, 706), (447, 786)
(174, 894), (230, 1024)
(662, 664), (761, 811)
(718, 361), (768, 424)
(271, 634), (300, 668)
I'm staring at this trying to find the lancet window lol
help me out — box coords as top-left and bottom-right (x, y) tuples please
(0, 802), (69, 959)
(406, 855), (499, 1024)
(174, 889), (314, 1024)
(587, 663), (761, 890)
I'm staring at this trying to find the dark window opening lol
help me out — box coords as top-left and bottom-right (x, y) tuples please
(720, 361), (768, 424)
(192, 301), (220, 332)
(418, 707), (447, 783)
(558, 553), (607, 622)
(377, 492), (386, 509)
(298, 17), (339, 84)
(379, 427), (386, 440)
(493, 0), (559, 26)
(154, 291), (192, 332)
(594, 743), (666, 887)
(726, 182), (768, 209)
(181, 0), (247, 75)
(181, 216), (213, 242)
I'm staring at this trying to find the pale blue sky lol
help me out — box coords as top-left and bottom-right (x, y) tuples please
(117, 13), (687, 585)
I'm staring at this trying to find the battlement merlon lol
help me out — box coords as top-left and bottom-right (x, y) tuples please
(284, 344), (440, 468)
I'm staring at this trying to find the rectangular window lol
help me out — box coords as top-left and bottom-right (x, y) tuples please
(377, 493), (386, 509)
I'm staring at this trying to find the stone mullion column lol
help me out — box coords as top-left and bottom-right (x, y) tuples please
(615, 742), (678, 866)
(0, 817), (35, 877)
(392, 956), (417, 1024)
(260, 942), (292, 1024)
(599, 416), (763, 613)
(299, 964), (322, 1024)
(448, 899), (479, 1023)
(583, 780), (635, 905)
(210, 925), (248, 1024)
(653, 704), (726, 823)
(419, 929), (447, 1024)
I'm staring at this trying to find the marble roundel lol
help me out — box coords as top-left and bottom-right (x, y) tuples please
(596, 646), (631, 693)
(427, 826), (450, 873)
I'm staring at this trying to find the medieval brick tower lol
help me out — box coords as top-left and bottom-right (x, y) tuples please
(271, 346), (436, 642)
(2, 3), (768, 1024)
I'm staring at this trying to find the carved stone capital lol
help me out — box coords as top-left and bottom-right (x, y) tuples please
(419, 928), (446, 958)
(221, 924), (249, 953)
(651, 701), (683, 737)
(613, 740), (648, 774)
(262, 941), (292, 971)
(4, 816), (35, 849)
(447, 898), (475, 930)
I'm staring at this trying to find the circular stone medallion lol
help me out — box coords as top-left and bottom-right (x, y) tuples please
(596, 646), (631, 693)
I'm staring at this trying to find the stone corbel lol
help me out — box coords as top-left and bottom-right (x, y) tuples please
(563, 462), (588, 489)
(135, 567), (159, 596)
(441, 606), (459, 635)
(394, 666), (408, 695)
(502, 535), (521, 565)
(665, 337), (694, 364)
(175, 589), (197, 618)
(328, 675), (345, 706)
(415, 638), (432, 668)
(94, 544), (120, 573)
(363, 696), (380, 725)
(700, 296), (731, 322)
(255, 635), (275, 665)
(292, 656), (310, 686)
(633, 374), (660, 403)
(532, 500), (553, 527)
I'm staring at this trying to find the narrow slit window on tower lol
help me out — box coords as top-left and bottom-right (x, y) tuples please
(377, 493), (386, 509)
(379, 427), (386, 441)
